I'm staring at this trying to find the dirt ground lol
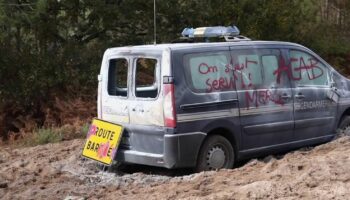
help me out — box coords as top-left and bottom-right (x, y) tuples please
(1, 135), (350, 200)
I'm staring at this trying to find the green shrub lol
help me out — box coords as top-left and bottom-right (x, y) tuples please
(18, 123), (89, 147)
(27, 127), (63, 146)
(80, 123), (90, 138)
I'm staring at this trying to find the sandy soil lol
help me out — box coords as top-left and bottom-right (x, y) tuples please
(1, 135), (350, 200)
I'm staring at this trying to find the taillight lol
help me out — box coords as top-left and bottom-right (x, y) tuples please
(163, 83), (176, 128)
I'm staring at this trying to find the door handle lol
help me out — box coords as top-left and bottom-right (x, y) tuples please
(281, 94), (291, 100)
(295, 94), (305, 99)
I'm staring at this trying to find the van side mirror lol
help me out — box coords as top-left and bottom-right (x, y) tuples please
(98, 74), (103, 82)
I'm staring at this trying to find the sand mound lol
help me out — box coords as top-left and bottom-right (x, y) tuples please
(1, 136), (350, 199)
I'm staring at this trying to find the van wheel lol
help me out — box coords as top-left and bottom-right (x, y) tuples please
(339, 116), (350, 132)
(196, 135), (234, 172)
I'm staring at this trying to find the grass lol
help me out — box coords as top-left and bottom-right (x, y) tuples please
(31, 128), (63, 145)
(22, 127), (65, 146)
(80, 123), (90, 137)
(17, 123), (90, 147)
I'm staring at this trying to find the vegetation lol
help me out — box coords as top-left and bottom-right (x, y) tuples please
(0, 0), (349, 139)
(16, 123), (89, 146)
(28, 127), (63, 146)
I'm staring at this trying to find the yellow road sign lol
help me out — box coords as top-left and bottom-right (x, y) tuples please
(82, 119), (123, 165)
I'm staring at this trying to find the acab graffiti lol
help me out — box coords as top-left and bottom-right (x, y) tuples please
(273, 55), (324, 84)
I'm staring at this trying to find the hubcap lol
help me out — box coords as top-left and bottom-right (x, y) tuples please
(206, 146), (226, 169)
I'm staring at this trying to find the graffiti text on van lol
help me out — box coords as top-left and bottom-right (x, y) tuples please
(225, 58), (258, 88)
(200, 57), (258, 92)
(205, 77), (236, 93)
(198, 63), (219, 74)
(274, 56), (324, 84)
(245, 89), (284, 108)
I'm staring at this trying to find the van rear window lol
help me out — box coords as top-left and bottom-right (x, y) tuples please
(108, 58), (128, 97)
(135, 58), (158, 98)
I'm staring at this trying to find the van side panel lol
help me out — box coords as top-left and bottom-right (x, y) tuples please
(172, 46), (242, 155)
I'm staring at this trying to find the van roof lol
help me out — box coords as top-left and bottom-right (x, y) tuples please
(106, 41), (305, 53)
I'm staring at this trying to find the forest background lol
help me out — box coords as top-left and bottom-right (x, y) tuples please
(0, 0), (349, 141)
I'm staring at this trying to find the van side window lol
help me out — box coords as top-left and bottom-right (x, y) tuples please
(135, 58), (158, 98)
(108, 58), (128, 97)
(231, 49), (282, 89)
(237, 54), (262, 87)
(183, 50), (283, 93)
(290, 50), (329, 86)
(262, 55), (279, 85)
(184, 52), (233, 93)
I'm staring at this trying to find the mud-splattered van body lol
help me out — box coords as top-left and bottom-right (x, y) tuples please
(98, 41), (350, 170)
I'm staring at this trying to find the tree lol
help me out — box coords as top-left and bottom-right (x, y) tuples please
(0, 0), (349, 138)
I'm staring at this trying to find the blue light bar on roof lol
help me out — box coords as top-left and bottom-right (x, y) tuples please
(181, 26), (240, 38)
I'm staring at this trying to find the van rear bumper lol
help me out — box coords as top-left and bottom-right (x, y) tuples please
(115, 132), (206, 169)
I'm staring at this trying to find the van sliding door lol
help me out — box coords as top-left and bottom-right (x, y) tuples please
(231, 47), (294, 151)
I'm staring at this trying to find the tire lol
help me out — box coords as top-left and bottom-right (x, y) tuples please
(338, 115), (350, 132)
(195, 135), (235, 172)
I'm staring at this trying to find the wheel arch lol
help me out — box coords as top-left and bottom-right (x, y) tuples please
(338, 107), (350, 128)
(205, 127), (238, 155)
(199, 119), (240, 160)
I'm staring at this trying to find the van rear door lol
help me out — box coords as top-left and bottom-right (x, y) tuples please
(128, 55), (164, 126)
(99, 54), (131, 124)
(100, 48), (169, 127)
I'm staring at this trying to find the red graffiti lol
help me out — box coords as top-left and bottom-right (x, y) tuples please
(273, 55), (324, 84)
(206, 77), (236, 93)
(195, 54), (324, 109)
(224, 57), (257, 73)
(245, 89), (284, 108)
(198, 63), (218, 74)
(273, 55), (289, 84)
(87, 125), (97, 139)
(225, 61), (243, 73)
(201, 57), (258, 92)
(97, 141), (110, 158)
(291, 57), (324, 81)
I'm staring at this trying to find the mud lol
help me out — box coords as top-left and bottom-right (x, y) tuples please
(1, 136), (350, 200)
